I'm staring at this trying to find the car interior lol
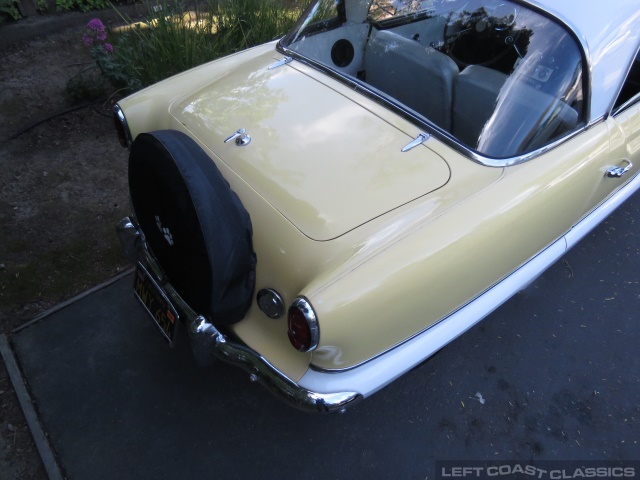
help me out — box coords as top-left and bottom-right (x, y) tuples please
(283, 0), (585, 158)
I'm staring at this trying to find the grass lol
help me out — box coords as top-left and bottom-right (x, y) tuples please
(96, 0), (305, 94)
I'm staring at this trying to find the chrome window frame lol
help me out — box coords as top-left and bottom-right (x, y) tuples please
(611, 45), (640, 118)
(277, 0), (593, 167)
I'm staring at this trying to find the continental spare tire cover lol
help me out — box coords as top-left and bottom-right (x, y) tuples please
(128, 130), (256, 325)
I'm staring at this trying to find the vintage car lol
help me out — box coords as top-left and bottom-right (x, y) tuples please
(114, 0), (640, 413)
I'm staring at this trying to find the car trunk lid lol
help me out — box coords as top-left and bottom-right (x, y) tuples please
(171, 53), (451, 241)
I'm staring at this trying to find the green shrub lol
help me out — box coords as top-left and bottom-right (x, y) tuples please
(0, 0), (21, 22)
(215, 0), (303, 53)
(56, 0), (119, 12)
(85, 0), (304, 95)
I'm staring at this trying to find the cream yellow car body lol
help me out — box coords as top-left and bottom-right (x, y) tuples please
(115, 0), (640, 410)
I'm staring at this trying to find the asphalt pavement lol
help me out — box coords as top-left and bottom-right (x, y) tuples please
(2, 192), (640, 479)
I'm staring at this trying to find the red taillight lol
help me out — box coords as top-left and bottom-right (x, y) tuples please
(287, 298), (319, 352)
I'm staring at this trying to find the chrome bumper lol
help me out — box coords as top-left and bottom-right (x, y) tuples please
(116, 217), (362, 414)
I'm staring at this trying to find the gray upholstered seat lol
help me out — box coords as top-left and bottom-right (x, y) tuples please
(452, 65), (508, 149)
(454, 65), (580, 157)
(477, 81), (579, 157)
(365, 30), (459, 131)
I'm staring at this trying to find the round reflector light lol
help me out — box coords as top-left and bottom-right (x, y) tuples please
(257, 288), (285, 319)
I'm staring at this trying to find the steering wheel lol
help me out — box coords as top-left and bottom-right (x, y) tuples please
(442, 3), (520, 69)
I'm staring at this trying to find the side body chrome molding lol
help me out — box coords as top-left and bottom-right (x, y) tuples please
(299, 170), (640, 397)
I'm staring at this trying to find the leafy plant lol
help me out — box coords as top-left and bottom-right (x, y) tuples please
(83, 0), (304, 95)
(56, 0), (111, 12)
(0, 0), (21, 22)
(66, 66), (111, 101)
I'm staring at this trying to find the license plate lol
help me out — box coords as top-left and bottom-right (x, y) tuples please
(133, 264), (179, 345)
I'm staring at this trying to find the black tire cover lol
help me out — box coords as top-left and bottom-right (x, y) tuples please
(128, 130), (256, 325)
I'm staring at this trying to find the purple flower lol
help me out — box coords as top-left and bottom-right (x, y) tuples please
(103, 43), (113, 53)
(83, 18), (110, 49)
(87, 18), (105, 32)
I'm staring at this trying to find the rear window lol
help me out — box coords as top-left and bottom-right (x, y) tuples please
(281, 0), (586, 159)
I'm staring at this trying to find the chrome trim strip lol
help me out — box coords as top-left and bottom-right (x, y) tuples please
(309, 236), (568, 374)
(116, 218), (362, 413)
(309, 168), (640, 377)
(611, 44), (640, 117)
(301, 238), (567, 394)
(113, 104), (133, 149)
(277, 45), (588, 168)
(612, 93), (640, 118)
(115, 217), (140, 262)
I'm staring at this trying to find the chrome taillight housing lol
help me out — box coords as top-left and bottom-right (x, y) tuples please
(113, 104), (132, 149)
(287, 297), (319, 352)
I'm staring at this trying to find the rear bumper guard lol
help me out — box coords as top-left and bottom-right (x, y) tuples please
(116, 217), (362, 413)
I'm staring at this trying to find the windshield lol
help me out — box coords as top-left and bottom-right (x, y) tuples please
(280, 0), (586, 159)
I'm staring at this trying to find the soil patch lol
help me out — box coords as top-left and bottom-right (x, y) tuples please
(1, 16), (132, 478)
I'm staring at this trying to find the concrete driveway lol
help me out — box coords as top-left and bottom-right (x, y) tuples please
(2, 193), (640, 479)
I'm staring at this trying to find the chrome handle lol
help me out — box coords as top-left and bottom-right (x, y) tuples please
(224, 128), (246, 143)
(606, 159), (632, 178)
(401, 132), (430, 152)
(268, 56), (292, 70)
